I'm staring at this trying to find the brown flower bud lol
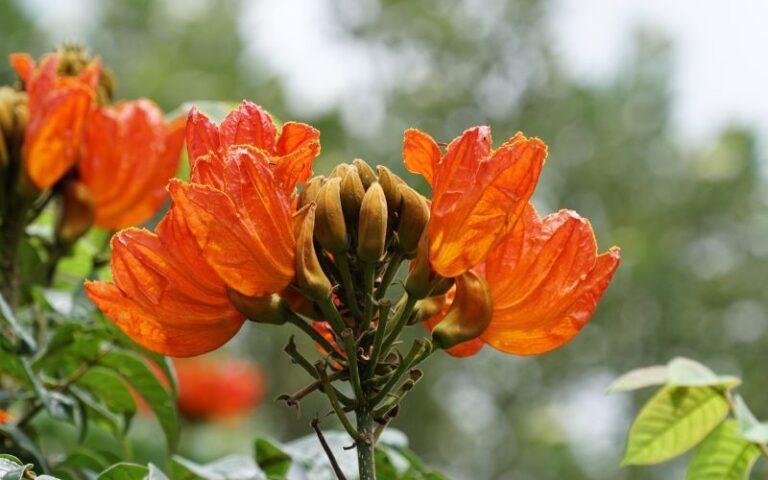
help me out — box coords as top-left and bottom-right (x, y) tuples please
(295, 203), (332, 301)
(340, 168), (365, 223)
(357, 182), (388, 263)
(431, 270), (492, 350)
(376, 165), (405, 214)
(226, 289), (289, 325)
(329, 163), (353, 179)
(314, 177), (348, 253)
(397, 184), (429, 256)
(352, 158), (377, 189)
(0, 87), (28, 164)
(298, 176), (326, 209)
(56, 180), (94, 244)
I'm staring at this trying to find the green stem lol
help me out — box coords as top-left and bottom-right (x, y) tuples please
(369, 340), (424, 407)
(380, 294), (418, 357)
(360, 263), (376, 332)
(375, 252), (403, 300)
(287, 315), (338, 357)
(364, 300), (391, 378)
(315, 362), (362, 443)
(316, 294), (347, 335)
(341, 329), (364, 401)
(355, 407), (376, 480)
(335, 254), (362, 319)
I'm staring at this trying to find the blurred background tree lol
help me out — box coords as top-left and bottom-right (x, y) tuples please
(2, 0), (766, 478)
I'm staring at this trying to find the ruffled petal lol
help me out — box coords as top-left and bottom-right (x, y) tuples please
(403, 128), (440, 186)
(80, 99), (184, 229)
(272, 141), (320, 195)
(428, 129), (546, 277)
(186, 107), (220, 168)
(85, 281), (242, 357)
(219, 101), (277, 153)
(9, 53), (35, 82)
(480, 206), (620, 355)
(276, 122), (319, 156)
(168, 177), (294, 297)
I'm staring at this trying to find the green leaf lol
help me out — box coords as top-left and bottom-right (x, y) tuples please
(97, 463), (148, 480)
(0, 292), (36, 351)
(732, 394), (768, 443)
(253, 438), (291, 479)
(667, 357), (741, 389)
(76, 366), (137, 432)
(622, 386), (730, 465)
(99, 351), (179, 451)
(0, 424), (50, 472)
(686, 420), (760, 480)
(171, 455), (264, 480)
(21, 358), (75, 421)
(607, 365), (668, 393)
(0, 346), (27, 382)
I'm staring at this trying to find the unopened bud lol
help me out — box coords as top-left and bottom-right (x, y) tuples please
(56, 180), (94, 244)
(329, 163), (353, 179)
(405, 232), (437, 299)
(376, 166), (405, 214)
(397, 184), (429, 256)
(431, 270), (492, 350)
(57, 43), (114, 104)
(357, 182), (387, 263)
(298, 176), (327, 209)
(295, 204), (332, 301)
(226, 289), (289, 325)
(340, 169), (365, 223)
(352, 158), (377, 189)
(315, 177), (348, 253)
(0, 87), (28, 163)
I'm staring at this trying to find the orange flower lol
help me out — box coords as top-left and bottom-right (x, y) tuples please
(0, 409), (13, 424)
(403, 127), (547, 278)
(86, 102), (320, 357)
(79, 99), (185, 229)
(174, 356), (265, 419)
(168, 101), (320, 297)
(85, 207), (245, 357)
(425, 204), (620, 357)
(9, 52), (99, 189)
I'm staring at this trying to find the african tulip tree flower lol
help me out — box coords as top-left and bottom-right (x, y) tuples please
(85, 207), (245, 357)
(79, 99), (185, 229)
(86, 101), (321, 356)
(9, 52), (99, 189)
(403, 126), (547, 278)
(174, 356), (265, 419)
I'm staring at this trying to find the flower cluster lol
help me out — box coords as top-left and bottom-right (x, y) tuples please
(5, 47), (184, 236)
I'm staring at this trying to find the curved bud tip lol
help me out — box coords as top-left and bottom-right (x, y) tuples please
(340, 168), (365, 223)
(352, 158), (377, 189)
(227, 289), (288, 325)
(376, 165), (405, 214)
(298, 176), (327, 209)
(357, 182), (388, 263)
(314, 177), (348, 254)
(295, 204), (333, 301)
(56, 180), (94, 244)
(432, 270), (492, 350)
(397, 184), (429, 256)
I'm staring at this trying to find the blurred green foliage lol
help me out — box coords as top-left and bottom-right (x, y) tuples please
(2, 0), (767, 478)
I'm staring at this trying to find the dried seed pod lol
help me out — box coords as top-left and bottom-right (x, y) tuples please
(352, 158), (377, 189)
(357, 182), (388, 263)
(314, 177), (348, 253)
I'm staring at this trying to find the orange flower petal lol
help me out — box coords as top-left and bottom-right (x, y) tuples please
(80, 99), (184, 229)
(272, 141), (320, 195)
(168, 167), (294, 296)
(186, 107), (220, 168)
(403, 128), (440, 186)
(85, 281), (242, 357)
(480, 205), (620, 355)
(219, 100), (277, 153)
(428, 129), (546, 277)
(9, 53), (35, 82)
(276, 121), (319, 156)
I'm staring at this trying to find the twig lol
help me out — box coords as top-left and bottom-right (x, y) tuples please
(334, 254), (362, 320)
(315, 361), (363, 443)
(311, 416), (348, 480)
(375, 252), (403, 300)
(364, 299), (391, 378)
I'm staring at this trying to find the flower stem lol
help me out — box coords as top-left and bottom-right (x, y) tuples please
(364, 300), (391, 378)
(380, 294), (418, 356)
(355, 407), (376, 480)
(360, 262), (376, 332)
(335, 253), (362, 319)
(375, 252), (403, 300)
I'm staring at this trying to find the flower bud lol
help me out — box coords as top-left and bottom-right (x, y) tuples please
(0, 87), (27, 164)
(431, 270), (492, 350)
(226, 289), (289, 325)
(295, 203), (332, 301)
(405, 232), (437, 299)
(298, 176), (326, 209)
(397, 184), (429, 256)
(410, 294), (448, 325)
(357, 182), (388, 263)
(56, 180), (94, 244)
(329, 163), (353, 179)
(314, 178), (348, 253)
(340, 168), (365, 223)
(57, 44), (114, 104)
(376, 166), (405, 214)
(352, 158), (377, 189)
